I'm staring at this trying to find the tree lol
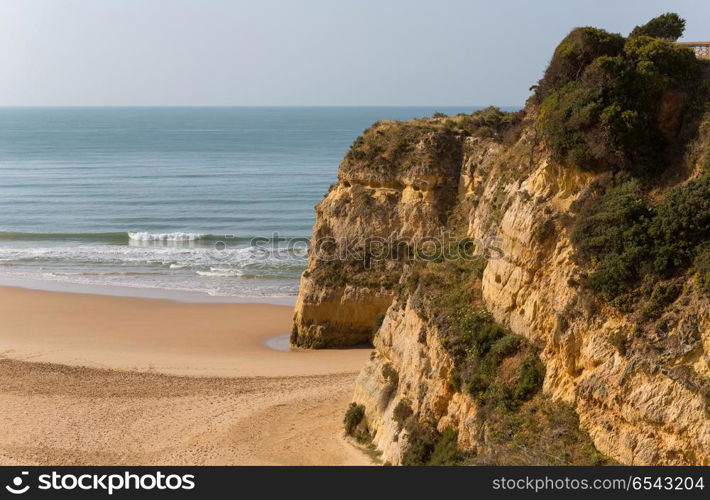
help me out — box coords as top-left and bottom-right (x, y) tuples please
(629, 13), (685, 41)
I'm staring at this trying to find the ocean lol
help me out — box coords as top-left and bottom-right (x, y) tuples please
(0, 107), (484, 300)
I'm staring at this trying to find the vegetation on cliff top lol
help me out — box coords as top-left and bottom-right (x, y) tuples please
(552, 14), (710, 314)
(344, 106), (522, 175)
(629, 12), (685, 40)
(535, 13), (703, 174)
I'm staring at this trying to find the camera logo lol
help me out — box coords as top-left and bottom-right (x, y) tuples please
(5, 471), (30, 495)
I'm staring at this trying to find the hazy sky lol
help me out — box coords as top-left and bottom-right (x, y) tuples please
(0, 0), (708, 106)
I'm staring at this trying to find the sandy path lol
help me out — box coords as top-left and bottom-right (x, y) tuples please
(0, 360), (368, 465)
(0, 287), (372, 465)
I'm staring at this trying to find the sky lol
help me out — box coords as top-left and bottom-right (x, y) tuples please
(0, 0), (708, 106)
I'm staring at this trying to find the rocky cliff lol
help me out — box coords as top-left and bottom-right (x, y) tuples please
(292, 17), (710, 465)
(291, 121), (466, 347)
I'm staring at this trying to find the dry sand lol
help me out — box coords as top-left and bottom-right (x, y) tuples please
(0, 287), (372, 465)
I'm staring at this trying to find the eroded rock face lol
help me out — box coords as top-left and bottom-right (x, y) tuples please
(293, 112), (709, 464)
(353, 298), (479, 464)
(462, 125), (709, 464)
(291, 121), (466, 347)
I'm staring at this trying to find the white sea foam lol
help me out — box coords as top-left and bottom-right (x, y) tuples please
(0, 240), (305, 298)
(196, 269), (244, 277)
(128, 232), (205, 242)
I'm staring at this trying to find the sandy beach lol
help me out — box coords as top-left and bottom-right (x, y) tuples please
(0, 287), (372, 465)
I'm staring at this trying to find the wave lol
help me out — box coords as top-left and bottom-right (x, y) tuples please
(0, 231), (302, 245)
(196, 268), (244, 277)
(128, 231), (205, 242)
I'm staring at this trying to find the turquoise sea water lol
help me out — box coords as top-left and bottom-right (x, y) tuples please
(0, 107), (486, 299)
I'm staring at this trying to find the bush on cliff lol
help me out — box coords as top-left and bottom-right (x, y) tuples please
(536, 13), (702, 173)
(694, 244), (710, 295)
(427, 429), (465, 466)
(572, 174), (710, 302)
(344, 403), (365, 436)
(571, 179), (651, 299)
(444, 307), (544, 411)
(535, 27), (625, 101)
(392, 399), (413, 431)
(649, 174), (710, 276)
(629, 12), (685, 41)
(400, 418), (465, 466)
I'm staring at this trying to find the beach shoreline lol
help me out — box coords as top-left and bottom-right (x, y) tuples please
(0, 275), (299, 305)
(0, 286), (372, 465)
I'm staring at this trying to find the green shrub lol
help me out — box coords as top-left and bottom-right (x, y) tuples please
(401, 418), (440, 466)
(629, 13), (685, 41)
(488, 334), (524, 363)
(392, 399), (413, 431)
(344, 403), (365, 436)
(453, 106), (523, 140)
(643, 281), (681, 318)
(572, 180), (651, 299)
(404, 247), (605, 465)
(477, 396), (613, 465)
(454, 322), (544, 411)
(461, 310), (508, 357)
(572, 180), (650, 261)
(411, 255), (546, 411)
(572, 175), (709, 303)
(586, 254), (640, 300)
(694, 244), (710, 295)
(465, 373), (490, 398)
(428, 429), (465, 466)
(514, 355), (546, 402)
(382, 364), (399, 387)
(537, 14), (701, 173)
(536, 27), (625, 101)
(649, 175), (710, 276)
(401, 419), (466, 466)
(610, 331), (628, 356)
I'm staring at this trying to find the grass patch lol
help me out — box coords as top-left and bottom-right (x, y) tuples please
(475, 395), (614, 465)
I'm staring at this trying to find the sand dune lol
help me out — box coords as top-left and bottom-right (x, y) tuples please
(0, 287), (372, 465)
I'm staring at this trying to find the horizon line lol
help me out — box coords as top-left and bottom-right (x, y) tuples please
(0, 104), (524, 109)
